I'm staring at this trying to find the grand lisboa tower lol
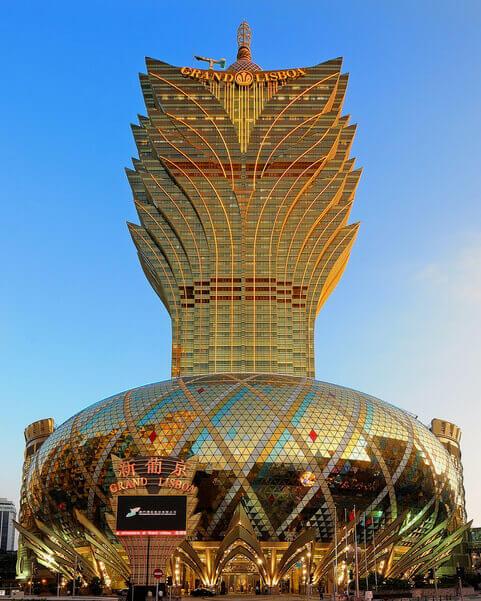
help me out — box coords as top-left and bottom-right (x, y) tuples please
(17, 23), (470, 592)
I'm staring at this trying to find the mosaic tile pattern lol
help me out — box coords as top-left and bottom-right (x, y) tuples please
(23, 374), (464, 544)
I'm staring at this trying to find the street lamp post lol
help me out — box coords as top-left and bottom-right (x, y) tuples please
(333, 510), (338, 601)
(344, 509), (349, 598)
(353, 507), (360, 599)
(72, 556), (78, 597)
(306, 520), (312, 601)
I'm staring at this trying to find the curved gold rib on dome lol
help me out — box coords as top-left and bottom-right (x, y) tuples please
(22, 374), (466, 561)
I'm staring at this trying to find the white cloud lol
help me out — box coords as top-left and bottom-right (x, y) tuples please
(417, 235), (481, 305)
(411, 234), (481, 524)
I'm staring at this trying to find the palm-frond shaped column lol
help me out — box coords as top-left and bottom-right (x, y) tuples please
(127, 57), (361, 377)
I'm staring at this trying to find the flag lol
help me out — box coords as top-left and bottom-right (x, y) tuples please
(349, 509), (355, 522)
(366, 516), (373, 526)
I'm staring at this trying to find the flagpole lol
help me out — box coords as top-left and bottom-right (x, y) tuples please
(333, 509), (338, 601)
(344, 509), (349, 597)
(363, 519), (368, 591)
(353, 506), (360, 599)
(307, 520), (313, 601)
(372, 524), (378, 591)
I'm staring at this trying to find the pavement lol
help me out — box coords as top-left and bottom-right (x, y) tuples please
(4, 594), (481, 601)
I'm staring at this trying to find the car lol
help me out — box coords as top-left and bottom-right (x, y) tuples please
(191, 588), (215, 597)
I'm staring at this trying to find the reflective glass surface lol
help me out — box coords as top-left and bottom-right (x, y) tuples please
(24, 373), (464, 543)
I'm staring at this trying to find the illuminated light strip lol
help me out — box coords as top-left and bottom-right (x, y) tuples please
(299, 204), (354, 298)
(266, 126), (340, 261)
(242, 86), (246, 151)
(31, 435), (67, 522)
(164, 112), (228, 179)
(178, 378), (276, 538)
(293, 395), (366, 532)
(282, 168), (354, 369)
(133, 225), (182, 339)
(323, 394), (399, 520)
(239, 85), (243, 150)
(135, 200), (190, 364)
(210, 374), (308, 537)
(259, 110), (329, 179)
(250, 72), (339, 194)
(254, 139), (329, 371)
(251, 139), (331, 371)
(70, 414), (109, 505)
(316, 252), (349, 310)
(215, 546), (267, 583)
(176, 547), (207, 584)
(364, 403), (451, 527)
(288, 161), (351, 278)
(115, 530), (186, 536)
(88, 425), (127, 517)
(172, 378), (257, 458)
(305, 230), (357, 369)
(304, 230), (355, 370)
(122, 387), (153, 456)
(152, 154), (220, 371)
(232, 376), (338, 530)
(148, 72), (235, 188)
(266, 131), (336, 369)
(154, 132), (235, 373)
(148, 173), (205, 367)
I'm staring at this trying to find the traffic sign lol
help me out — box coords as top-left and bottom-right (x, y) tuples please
(153, 568), (164, 579)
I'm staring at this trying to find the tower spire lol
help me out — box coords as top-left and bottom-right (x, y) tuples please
(227, 21), (261, 72)
(236, 21), (252, 62)
(237, 20), (252, 50)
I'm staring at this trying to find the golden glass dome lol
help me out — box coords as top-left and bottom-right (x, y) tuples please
(24, 373), (463, 543)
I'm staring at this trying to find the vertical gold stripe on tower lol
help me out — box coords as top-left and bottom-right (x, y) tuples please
(209, 79), (274, 153)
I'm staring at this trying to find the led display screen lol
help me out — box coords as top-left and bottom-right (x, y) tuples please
(115, 495), (187, 535)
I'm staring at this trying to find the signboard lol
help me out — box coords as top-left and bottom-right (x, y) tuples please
(153, 568), (164, 579)
(115, 495), (187, 536)
(109, 456), (196, 495)
(180, 66), (306, 86)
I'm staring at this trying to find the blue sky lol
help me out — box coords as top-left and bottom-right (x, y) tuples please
(2, 0), (481, 523)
